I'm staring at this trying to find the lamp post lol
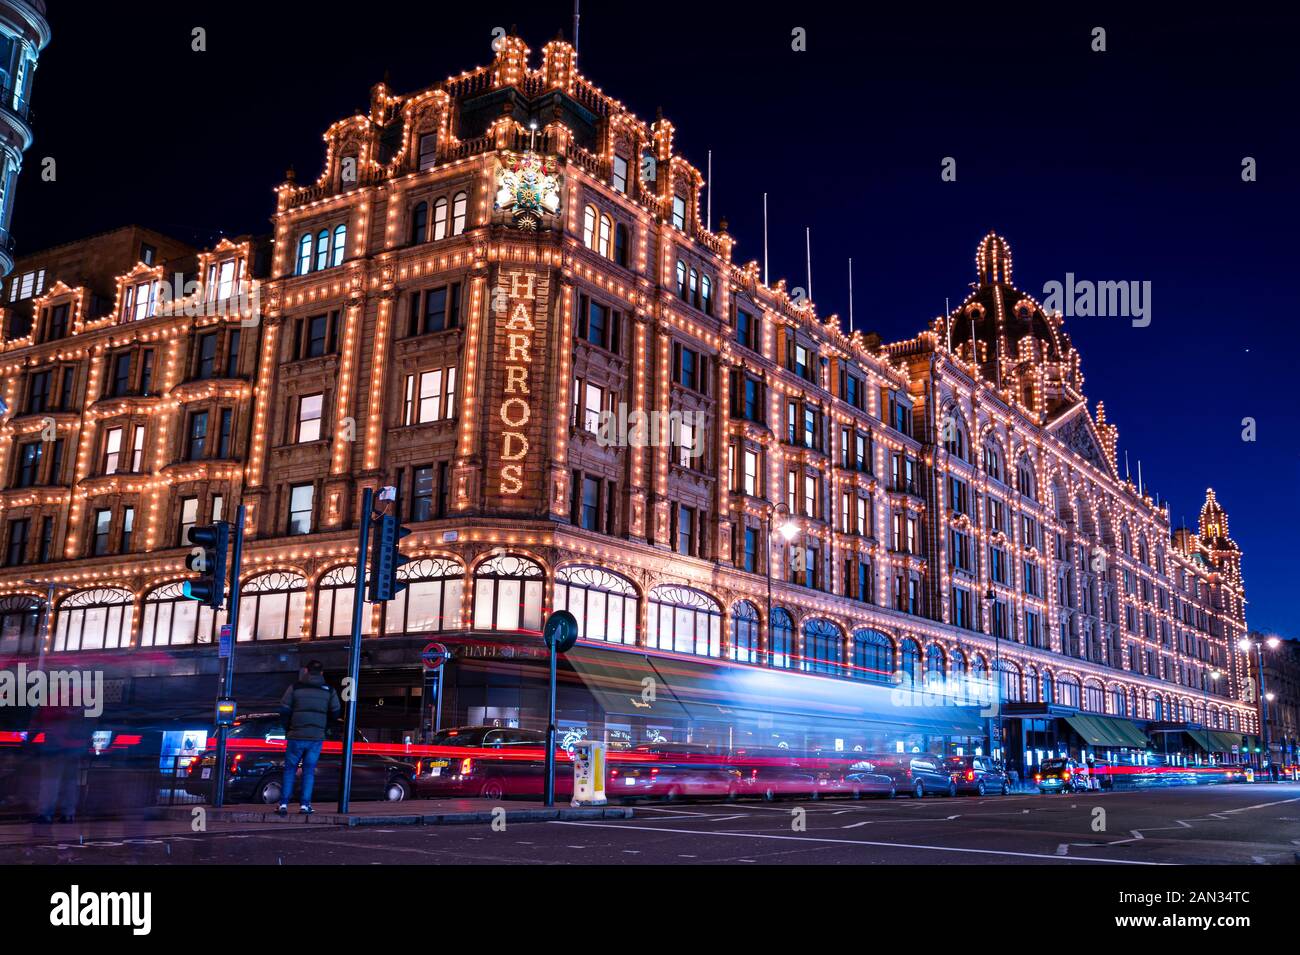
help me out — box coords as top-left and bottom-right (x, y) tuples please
(23, 578), (75, 671)
(982, 587), (1000, 760)
(762, 502), (797, 665)
(1238, 635), (1280, 776)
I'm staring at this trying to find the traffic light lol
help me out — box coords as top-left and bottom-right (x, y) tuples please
(368, 513), (411, 602)
(182, 523), (230, 609)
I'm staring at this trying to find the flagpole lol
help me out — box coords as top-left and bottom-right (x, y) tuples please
(706, 149), (712, 232)
(805, 226), (812, 303)
(762, 193), (769, 286)
(848, 257), (854, 332)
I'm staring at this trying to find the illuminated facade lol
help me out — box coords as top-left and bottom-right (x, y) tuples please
(0, 36), (1257, 755)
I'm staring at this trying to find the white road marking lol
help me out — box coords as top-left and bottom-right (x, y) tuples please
(1223, 797), (1300, 814)
(842, 820), (874, 828)
(551, 821), (1172, 864)
(1056, 843), (1069, 855)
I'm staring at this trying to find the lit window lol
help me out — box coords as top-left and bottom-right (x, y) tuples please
(433, 198), (448, 240)
(611, 155), (628, 193)
(451, 192), (468, 235)
(288, 484), (314, 535)
(103, 427), (123, 474)
(298, 393), (323, 442)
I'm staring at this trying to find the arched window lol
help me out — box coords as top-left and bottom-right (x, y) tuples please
(898, 637), (921, 685)
(1025, 664), (1039, 702)
(384, 556), (464, 635)
(583, 205), (596, 248)
(769, 607), (794, 668)
(237, 572), (306, 641)
(802, 618), (843, 675)
(689, 268), (699, 308)
(614, 223), (629, 267)
(700, 275), (712, 315)
(315, 565), (373, 638)
(473, 554), (544, 632)
(646, 585), (721, 658)
(924, 643), (946, 687)
(315, 229), (330, 271)
(0, 595), (40, 654)
(1016, 456), (1035, 499)
(410, 201), (428, 245)
(1040, 668), (1054, 703)
(1152, 695), (1165, 721)
(950, 648), (968, 701)
(982, 441), (1003, 482)
(994, 659), (1022, 702)
(597, 214), (612, 257)
(1109, 685), (1127, 716)
(54, 588), (134, 652)
(970, 654), (989, 704)
(944, 415), (967, 461)
(675, 260), (687, 298)
(142, 581), (224, 647)
(1084, 680), (1105, 713)
(331, 224), (347, 267)
(451, 191), (468, 235)
(851, 629), (893, 683)
(296, 234), (313, 275)
(554, 565), (637, 645)
(1056, 674), (1081, 708)
(730, 600), (760, 664)
(433, 197), (449, 240)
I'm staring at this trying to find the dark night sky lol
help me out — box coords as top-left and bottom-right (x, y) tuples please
(18, 4), (1299, 633)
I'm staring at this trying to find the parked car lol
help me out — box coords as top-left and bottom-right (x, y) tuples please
(1035, 757), (1089, 794)
(944, 755), (1008, 796)
(610, 742), (741, 802)
(412, 725), (571, 800)
(839, 759), (899, 799)
(870, 753), (957, 798)
(730, 747), (821, 800)
(184, 714), (416, 804)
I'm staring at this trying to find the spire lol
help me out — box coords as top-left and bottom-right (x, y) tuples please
(975, 231), (1013, 286)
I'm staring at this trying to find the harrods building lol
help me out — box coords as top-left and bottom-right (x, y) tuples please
(0, 36), (1257, 766)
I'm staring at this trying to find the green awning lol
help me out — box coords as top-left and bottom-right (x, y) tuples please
(1065, 714), (1149, 749)
(1185, 729), (1215, 752)
(1208, 730), (1245, 753)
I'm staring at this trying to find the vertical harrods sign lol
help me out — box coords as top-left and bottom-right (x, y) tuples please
(487, 266), (550, 511)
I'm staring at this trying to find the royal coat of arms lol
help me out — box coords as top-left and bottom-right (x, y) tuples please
(494, 151), (562, 230)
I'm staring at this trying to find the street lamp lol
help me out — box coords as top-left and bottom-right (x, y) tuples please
(762, 502), (797, 665)
(1237, 635), (1280, 775)
(24, 578), (75, 671)
(982, 587), (1001, 760)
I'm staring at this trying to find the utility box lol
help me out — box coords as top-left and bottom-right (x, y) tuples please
(570, 740), (607, 806)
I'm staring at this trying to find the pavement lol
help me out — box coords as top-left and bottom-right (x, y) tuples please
(1, 782), (1297, 864)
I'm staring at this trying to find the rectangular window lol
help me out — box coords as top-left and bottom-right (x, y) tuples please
(288, 484), (314, 535)
(580, 476), (600, 531)
(38, 516), (53, 563)
(671, 195), (687, 230)
(298, 394), (323, 442)
(121, 506), (135, 553)
(103, 427), (124, 474)
(16, 442), (41, 487)
(179, 496), (198, 545)
(675, 504), (694, 556)
(5, 518), (28, 566)
(417, 284), (460, 333)
(109, 353), (132, 397)
(131, 424), (146, 472)
(195, 332), (218, 379)
(418, 134), (437, 170)
(612, 155), (628, 193)
(187, 411), (208, 460)
(217, 409), (233, 458)
(743, 449), (759, 496)
(411, 465), (434, 521)
(93, 509), (112, 556)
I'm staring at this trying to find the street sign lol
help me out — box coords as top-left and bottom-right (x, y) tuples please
(543, 610), (579, 654)
(218, 624), (233, 658)
(421, 642), (450, 671)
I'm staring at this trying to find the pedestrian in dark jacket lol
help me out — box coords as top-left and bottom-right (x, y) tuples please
(276, 661), (340, 815)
